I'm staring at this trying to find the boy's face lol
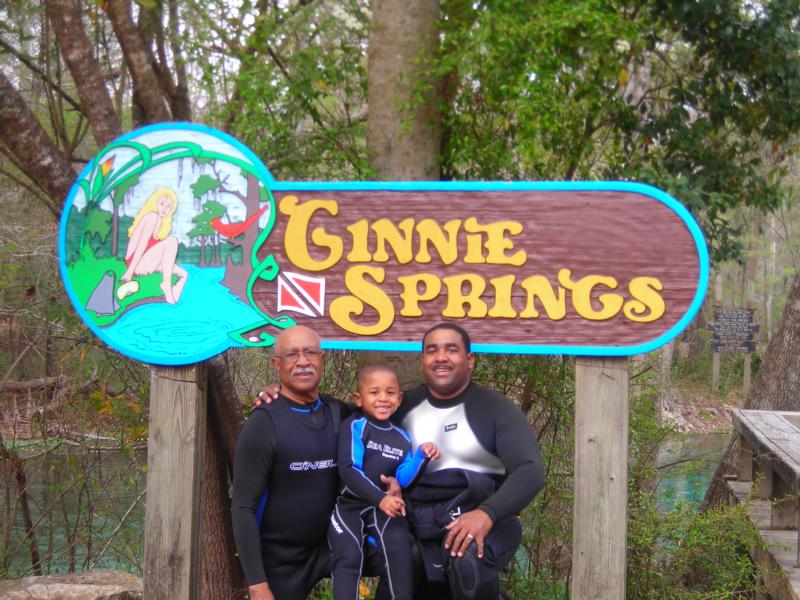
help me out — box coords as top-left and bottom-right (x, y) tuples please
(354, 369), (402, 421)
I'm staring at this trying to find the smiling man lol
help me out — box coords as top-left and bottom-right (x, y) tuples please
(391, 323), (545, 600)
(231, 326), (389, 600)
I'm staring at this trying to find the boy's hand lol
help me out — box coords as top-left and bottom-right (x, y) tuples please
(380, 475), (402, 497)
(378, 494), (406, 518)
(254, 384), (281, 407)
(419, 442), (440, 460)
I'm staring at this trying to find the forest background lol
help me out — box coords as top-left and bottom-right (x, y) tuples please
(3, 0), (800, 598)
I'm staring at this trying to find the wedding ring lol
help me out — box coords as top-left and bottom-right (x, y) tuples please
(466, 533), (474, 539)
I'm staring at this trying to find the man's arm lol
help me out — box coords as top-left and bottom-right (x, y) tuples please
(231, 409), (277, 588)
(338, 417), (388, 505)
(446, 389), (545, 558)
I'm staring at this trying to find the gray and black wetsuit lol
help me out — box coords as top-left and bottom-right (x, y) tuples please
(391, 381), (545, 600)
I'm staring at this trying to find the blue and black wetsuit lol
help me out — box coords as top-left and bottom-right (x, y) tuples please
(328, 412), (430, 600)
(232, 394), (383, 600)
(389, 381), (545, 600)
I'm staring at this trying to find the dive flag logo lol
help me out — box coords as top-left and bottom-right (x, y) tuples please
(277, 272), (326, 317)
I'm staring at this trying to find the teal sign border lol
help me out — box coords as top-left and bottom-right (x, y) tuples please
(59, 123), (709, 364)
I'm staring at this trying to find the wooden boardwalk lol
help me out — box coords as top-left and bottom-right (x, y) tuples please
(728, 480), (800, 599)
(728, 409), (800, 600)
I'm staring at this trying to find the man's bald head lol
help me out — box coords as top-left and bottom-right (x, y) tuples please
(274, 325), (321, 355)
(271, 326), (324, 405)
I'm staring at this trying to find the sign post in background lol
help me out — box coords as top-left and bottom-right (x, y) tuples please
(708, 307), (759, 395)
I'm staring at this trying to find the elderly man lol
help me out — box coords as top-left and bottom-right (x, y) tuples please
(392, 323), (545, 600)
(231, 325), (388, 600)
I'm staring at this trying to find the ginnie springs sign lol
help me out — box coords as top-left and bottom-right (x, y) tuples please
(59, 123), (709, 365)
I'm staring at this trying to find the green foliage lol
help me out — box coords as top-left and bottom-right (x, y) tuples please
(435, 0), (800, 261)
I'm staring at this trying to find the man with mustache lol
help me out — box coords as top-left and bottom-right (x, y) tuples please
(231, 325), (389, 600)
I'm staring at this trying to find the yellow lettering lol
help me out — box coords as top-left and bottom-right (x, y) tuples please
(463, 217), (526, 265)
(519, 275), (566, 319)
(487, 275), (518, 318)
(624, 277), (665, 322)
(279, 196), (343, 271)
(329, 266), (394, 335)
(346, 220), (372, 262)
(398, 273), (442, 317)
(414, 219), (461, 265)
(559, 269), (623, 321)
(442, 274), (488, 318)
(371, 218), (415, 264)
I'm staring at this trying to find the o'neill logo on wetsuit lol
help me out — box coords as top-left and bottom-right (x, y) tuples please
(289, 459), (336, 471)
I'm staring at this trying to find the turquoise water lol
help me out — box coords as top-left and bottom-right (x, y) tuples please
(656, 433), (729, 511)
(105, 265), (264, 363)
(2, 442), (146, 578)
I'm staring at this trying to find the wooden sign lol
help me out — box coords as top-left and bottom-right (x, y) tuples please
(58, 123), (709, 365)
(709, 307), (759, 353)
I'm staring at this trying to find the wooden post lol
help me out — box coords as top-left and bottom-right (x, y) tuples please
(143, 364), (207, 599)
(712, 274), (723, 393)
(571, 357), (629, 600)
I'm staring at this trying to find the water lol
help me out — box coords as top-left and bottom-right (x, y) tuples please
(1, 441), (146, 578)
(656, 432), (730, 511)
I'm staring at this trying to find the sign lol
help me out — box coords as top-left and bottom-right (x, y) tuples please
(708, 307), (758, 353)
(58, 123), (709, 365)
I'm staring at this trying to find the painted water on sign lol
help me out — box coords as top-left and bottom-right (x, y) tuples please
(105, 266), (263, 362)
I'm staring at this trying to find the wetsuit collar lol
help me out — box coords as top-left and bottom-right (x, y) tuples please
(425, 380), (475, 409)
(284, 395), (323, 413)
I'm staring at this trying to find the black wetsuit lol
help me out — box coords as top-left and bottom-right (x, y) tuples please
(231, 394), (386, 600)
(390, 381), (545, 600)
(328, 412), (429, 600)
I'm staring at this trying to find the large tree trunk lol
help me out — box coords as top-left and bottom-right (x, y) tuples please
(0, 70), (75, 218)
(45, 0), (122, 148)
(200, 355), (247, 599)
(702, 273), (800, 508)
(103, 0), (171, 123)
(366, 0), (442, 384)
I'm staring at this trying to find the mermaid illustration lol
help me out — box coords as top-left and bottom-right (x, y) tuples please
(117, 187), (188, 304)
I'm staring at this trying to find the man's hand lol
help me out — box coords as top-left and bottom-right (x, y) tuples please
(380, 474), (402, 498)
(254, 384), (281, 408)
(248, 582), (275, 600)
(419, 442), (440, 460)
(444, 508), (493, 559)
(378, 494), (406, 517)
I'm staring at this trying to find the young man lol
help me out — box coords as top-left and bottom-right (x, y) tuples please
(329, 364), (439, 600)
(392, 323), (546, 600)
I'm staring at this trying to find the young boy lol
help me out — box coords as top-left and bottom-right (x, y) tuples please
(328, 364), (440, 600)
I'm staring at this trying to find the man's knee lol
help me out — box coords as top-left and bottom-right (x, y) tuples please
(447, 544), (498, 600)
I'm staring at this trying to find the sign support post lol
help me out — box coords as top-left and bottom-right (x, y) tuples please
(571, 357), (629, 600)
(142, 364), (207, 599)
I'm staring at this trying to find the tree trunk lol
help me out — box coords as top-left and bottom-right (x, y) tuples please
(201, 356), (246, 600)
(0, 70), (75, 218)
(367, 0), (442, 181)
(221, 174), (261, 298)
(702, 273), (800, 508)
(45, 0), (122, 148)
(103, 0), (171, 123)
(365, 0), (442, 383)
